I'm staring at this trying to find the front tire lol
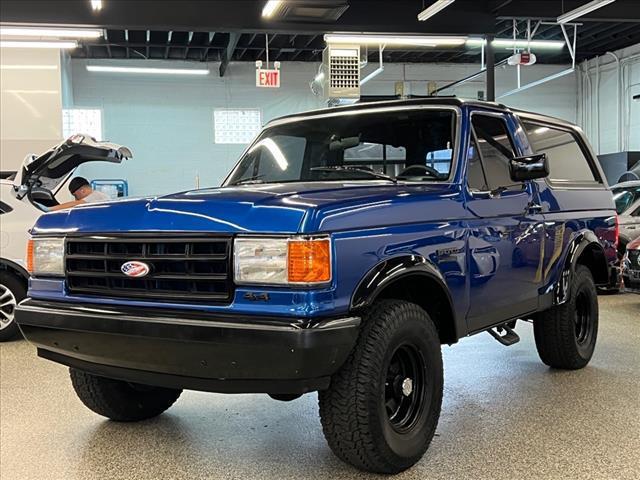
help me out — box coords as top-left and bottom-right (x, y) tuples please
(70, 369), (182, 422)
(534, 265), (598, 369)
(0, 271), (26, 342)
(318, 300), (443, 474)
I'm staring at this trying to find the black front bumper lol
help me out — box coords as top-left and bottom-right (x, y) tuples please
(16, 299), (360, 394)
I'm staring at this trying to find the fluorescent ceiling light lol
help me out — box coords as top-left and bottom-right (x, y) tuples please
(86, 65), (210, 75)
(0, 40), (78, 49)
(91, 0), (103, 11)
(0, 64), (58, 70)
(417, 0), (455, 21)
(466, 38), (565, 50)
(557, 0), (616, 24)
(262, 0), (282, 18)
(0, 27), (103, 38)
(325, 34), (467, 46)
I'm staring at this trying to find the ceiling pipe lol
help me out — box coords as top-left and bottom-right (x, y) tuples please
(604, 51), (621, 152)
(360, 44), (385, 86)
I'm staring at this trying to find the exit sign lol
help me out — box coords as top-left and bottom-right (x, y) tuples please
(256, 68), (280, 88)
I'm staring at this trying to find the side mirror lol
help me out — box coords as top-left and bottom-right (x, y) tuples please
(509, 153), (549, 182)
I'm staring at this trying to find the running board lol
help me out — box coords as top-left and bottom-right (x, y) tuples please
(487, 324), (520, 346)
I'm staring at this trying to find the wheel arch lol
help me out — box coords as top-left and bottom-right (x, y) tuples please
(571, 232), (609, 286)
(350, 255), (459, 344)
(553, 231), (609, 305)
(0, 258), (29, 283)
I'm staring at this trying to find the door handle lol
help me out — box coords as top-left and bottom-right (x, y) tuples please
(527, 202), (543, 214)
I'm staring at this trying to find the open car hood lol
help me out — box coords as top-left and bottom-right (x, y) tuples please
(14, 134), (132, 196)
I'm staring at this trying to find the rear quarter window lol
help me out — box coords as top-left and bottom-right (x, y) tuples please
(522, 121), (600, 184)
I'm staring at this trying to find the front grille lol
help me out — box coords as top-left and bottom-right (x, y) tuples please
(65, 237), (233, 304)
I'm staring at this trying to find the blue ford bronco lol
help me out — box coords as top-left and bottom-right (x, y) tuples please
(16, 98), (618, 474)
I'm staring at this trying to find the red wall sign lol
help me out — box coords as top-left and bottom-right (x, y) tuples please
(256, 68), (280, 88)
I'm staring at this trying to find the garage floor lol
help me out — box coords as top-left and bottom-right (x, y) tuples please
(1, 294), (639, 480)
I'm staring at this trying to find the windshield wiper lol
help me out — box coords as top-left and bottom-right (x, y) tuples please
(310, 166), (397, 183)
(230, 175), (265, 186)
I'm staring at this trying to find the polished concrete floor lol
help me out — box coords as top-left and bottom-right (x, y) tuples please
(1, 294), (639, 480)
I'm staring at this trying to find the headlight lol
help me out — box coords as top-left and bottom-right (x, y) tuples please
(234, 236), (331, 286)
(27, 237), (65, 276)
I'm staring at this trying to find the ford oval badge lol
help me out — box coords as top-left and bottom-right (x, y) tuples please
(121, 261), (150, 278)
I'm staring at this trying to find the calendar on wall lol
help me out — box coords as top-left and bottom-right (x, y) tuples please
(62, 109), (103, 141)
(214, 109), (262, 144)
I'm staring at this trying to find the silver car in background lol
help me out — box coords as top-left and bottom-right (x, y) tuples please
(611, 181), (640, 254)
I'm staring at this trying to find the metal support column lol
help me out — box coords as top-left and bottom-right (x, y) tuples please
(486, 34), (495, 101)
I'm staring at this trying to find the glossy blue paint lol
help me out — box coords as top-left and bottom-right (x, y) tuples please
(28, 100), (617, 340)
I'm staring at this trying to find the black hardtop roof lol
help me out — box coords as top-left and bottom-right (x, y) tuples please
(268, 96), (577, 129)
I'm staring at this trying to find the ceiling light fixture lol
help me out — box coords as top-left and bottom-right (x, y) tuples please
(262, 0), (283, 18)
(557, 0), (616, 24)
(0, 27), (103, 38)
(466, 38), (565, 50)
(325, 34), (467, 47)
(0, 40), (78, 49)
(91, 0), (103, 10)
(86, 65), (210, 75)
(417, 0), (455, 21)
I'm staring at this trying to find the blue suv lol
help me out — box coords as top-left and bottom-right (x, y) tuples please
(16, 98), (617, 474)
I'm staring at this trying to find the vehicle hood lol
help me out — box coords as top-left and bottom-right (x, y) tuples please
(15, 135), (132, 195)
(32, 181), (461, 235)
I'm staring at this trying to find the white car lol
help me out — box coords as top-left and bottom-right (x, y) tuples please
(611, 180), (640, 254)
(0, 136), (132, 341)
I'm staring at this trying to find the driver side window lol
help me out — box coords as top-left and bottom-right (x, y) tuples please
(469, 114), (517, 191)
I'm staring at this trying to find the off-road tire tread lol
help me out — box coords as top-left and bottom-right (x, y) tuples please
(70, 369), (182, 422)
(318, 300), (442, 473)
(534, 265), (598, 369)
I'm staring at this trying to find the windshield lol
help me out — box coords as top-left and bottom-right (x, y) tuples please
(612, 185), (640, 214)
(224, 109), (456, 186)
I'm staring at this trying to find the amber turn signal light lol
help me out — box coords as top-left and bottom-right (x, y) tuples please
(26, 239), (34, 273)
(288, 238), (331, 284)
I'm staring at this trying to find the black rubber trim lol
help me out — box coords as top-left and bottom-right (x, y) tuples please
(16, 299), (360, 393)
(39, 349), (330, 394)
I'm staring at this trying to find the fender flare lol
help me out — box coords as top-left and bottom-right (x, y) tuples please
(554, 230), (608, 304)
(350, 254), (454, 313)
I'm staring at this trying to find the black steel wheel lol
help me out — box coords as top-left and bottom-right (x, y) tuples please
(319, 300), (443, 474)
(534, 265), (599, 369)
(384, 344), (427, 433)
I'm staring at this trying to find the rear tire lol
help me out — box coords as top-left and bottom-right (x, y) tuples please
(70, 369), (182, 422)
(318, 300), (443, 474)
(0, 272), (26, 342)
(534, 265), (598, 369)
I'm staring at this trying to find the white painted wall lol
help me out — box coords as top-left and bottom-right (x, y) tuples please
(576, 43), (640, 155)
(71, 60), (324, 196)
(362, 62), (578, 122)
(0, 48), (63, 172)
(70, 58), (579, 196)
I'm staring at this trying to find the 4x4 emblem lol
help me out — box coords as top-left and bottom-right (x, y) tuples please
(121, 261), (150, 278)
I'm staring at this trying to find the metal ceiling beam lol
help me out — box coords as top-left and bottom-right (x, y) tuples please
(0, 0), (494, 35)
(202, 32), (215, 62)
(219, 32), (240, 77)
(104, 30), (112, 58)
